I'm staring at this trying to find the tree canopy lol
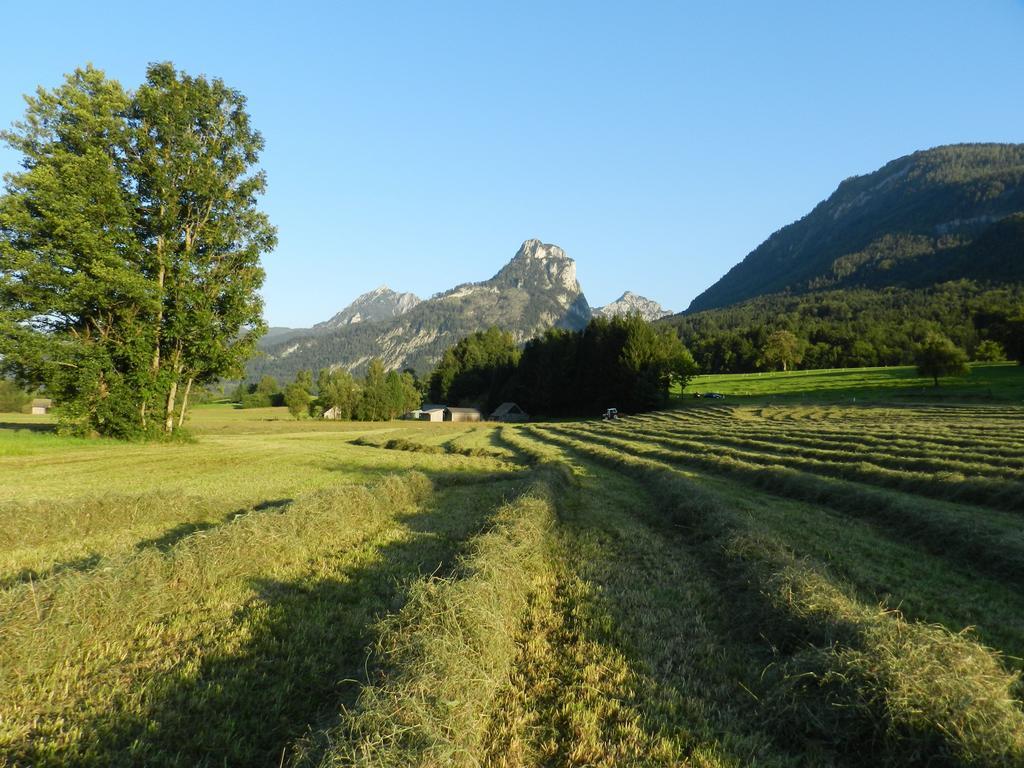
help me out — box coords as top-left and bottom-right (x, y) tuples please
(667, 283), (1024, 374)
(428, 316), (697, 417)
(428, 327), (521, 409)
(0, 64), (274, 437)
(915, 333), (969, 386)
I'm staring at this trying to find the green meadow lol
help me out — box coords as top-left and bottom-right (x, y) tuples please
(2, 372), (1023, 766)
(686, 361), (1024, 403)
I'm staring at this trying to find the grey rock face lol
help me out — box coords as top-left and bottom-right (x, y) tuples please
(252, 239), (592, 378)
(594, 291), (672, 322)
(313, 285), (421, 330)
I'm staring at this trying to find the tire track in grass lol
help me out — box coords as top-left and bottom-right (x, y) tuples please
(483, 433), (809, 768)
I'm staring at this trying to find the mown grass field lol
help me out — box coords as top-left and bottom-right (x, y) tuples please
(2, 370), (1023, 766)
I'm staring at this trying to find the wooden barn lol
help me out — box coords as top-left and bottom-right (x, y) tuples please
(421, 407), (446, 422)
(31, 398), (52, 416)
(490, 402), (528, 422)
(444, 406), (481, 423)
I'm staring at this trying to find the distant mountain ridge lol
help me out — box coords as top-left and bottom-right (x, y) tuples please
(313, 285), (420, 331)
(687, 143), (1024, 313)
(594, 291), (672, 322)
(251, 239), (591, 379)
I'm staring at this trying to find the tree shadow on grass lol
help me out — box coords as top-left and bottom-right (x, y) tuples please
(0, 420), (57, 433)
(133, 499), (294, 553)
(488, 428), (533, 466)
(16, 477), (526, 767)
(0, 552), (103, 589)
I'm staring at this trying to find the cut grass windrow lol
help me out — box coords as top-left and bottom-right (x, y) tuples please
(589, 419), (1024, 513)
(654, 408), (1024, 459)
(351, 434), (513, 463)
(301, 465), (569, 767)
(0, 472), (521, 767)
(634, 414), (1024, 479)
(547, 424), (1024, 586)
(528, 426), (1024, 766)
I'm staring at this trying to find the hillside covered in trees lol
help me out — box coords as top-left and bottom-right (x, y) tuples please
(666, 143), (1024, 374)
(687, 143), (1024, 313)
(664, 282), (1023, 374)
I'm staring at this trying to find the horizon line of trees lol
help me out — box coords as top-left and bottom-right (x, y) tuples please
(234, 360), (422, 421)
(667, 282), (1024, 374)
(428, 315), (698, 417)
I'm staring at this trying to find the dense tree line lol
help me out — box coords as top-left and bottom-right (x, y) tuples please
(430, 316), (697, 416)
(666, 282), (1024, 374)
(235, 360), (421, 421)
(0, 64), (273, 438)
(428, 327), (521, 408)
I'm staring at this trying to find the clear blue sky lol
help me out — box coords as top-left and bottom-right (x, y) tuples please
(2, 1), (1023, 326)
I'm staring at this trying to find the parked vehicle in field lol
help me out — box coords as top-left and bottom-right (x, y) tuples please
(602, 408), (619, 420)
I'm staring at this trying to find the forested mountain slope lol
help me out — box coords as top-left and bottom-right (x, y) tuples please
(687, 143), (1024, 313)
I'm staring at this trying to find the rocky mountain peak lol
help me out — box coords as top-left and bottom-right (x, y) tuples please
(594, 291), (672, 322)
(313, 285), (421, 331)
(489, 238), (581, 295)
(253, 238), (593, 379)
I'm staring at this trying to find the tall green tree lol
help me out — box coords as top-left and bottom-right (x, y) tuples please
(0, 64), (274, 437)
(284, 381), (312, 419)
(131, 63), (275, 433)
(385, 370), (421, 418)
(432, 316), (697, 417)
(760, 329), (803, 372)
(0, 68), (155, 437)
(0, 379), (29, 413)
(357, 359), (390, 421)
(916, 333), (969, 386)
(428, 327), (520, 409)
(316, 367), (360, 419)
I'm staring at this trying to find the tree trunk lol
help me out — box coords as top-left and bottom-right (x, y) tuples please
(164, 379), (178, 433)
(151, 249), (165, 374)
(164, 344), (183, 434)
(178, 377), (193, 425)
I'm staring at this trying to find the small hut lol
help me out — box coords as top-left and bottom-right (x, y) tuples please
(490, 402), (528, 422)
(322, 406), (341, 420)
(421, 408), (446, 422)
(444, 406), (481, 423)
(30, 398), (52, 416)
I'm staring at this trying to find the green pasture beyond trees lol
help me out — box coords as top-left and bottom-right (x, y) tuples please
(686, 362), (1024, 403)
